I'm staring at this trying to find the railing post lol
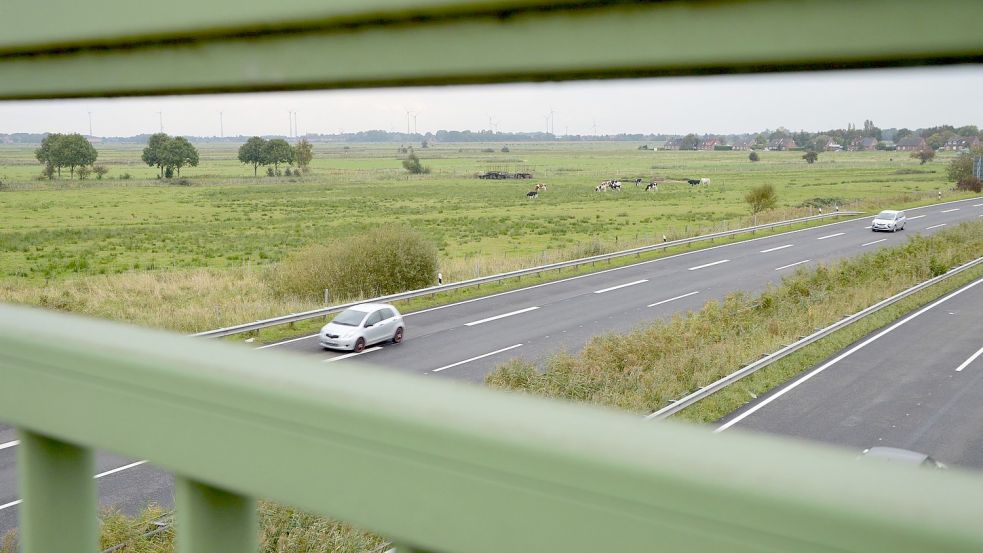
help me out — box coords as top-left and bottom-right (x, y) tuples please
(176, 477), (256, 553)
(18, 430), (98, 553)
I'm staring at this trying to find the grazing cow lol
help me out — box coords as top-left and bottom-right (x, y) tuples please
(526, 190), (538, 199)
(596, 181), (611, 192)
(534, 183), (548, 191)
(645, 182), (658, 191)
(634, 177), (642, 187)
(687, 179), (701, 186)
(700, 178), (710, 186)
(610, 180), (622, 190)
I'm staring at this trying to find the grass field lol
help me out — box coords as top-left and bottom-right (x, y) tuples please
(0, 141), (970, 330)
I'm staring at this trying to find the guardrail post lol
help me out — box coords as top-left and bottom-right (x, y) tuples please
(176, 477), (256, 553)
(18, 430), (98, 553)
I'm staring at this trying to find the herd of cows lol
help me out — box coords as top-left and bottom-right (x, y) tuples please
(525, 177), (711, 198)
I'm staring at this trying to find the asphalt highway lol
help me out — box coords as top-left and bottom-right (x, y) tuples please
(718, 273), (983, 470)
(2, 196), (982, 536)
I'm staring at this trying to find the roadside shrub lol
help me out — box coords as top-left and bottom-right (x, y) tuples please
(164, 166), (174, 179)
(748, 151), (760, 162)
(93, 165), (109, 179)
(402, 151), (430, 174)
(957, 176), (982, 193)
(119, 172), (131, 180)
(501, 146), (511, 153)
(269, 225), (438, 301)
(266, 166), (275, 177)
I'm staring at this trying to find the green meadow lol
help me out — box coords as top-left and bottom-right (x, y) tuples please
(0, 141), (969, 331)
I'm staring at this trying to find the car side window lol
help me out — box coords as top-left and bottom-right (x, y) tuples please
(384, 308), (396, 319)
(898, 211), (904, 219)
(365, 311), (383, 326)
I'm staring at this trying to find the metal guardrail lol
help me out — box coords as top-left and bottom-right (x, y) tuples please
(195, 212), (860, 338)
(646, 255), (983, 420)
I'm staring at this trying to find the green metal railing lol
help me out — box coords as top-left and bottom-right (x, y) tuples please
(3, 1), (983, 551)
(4, 303), (983, 553)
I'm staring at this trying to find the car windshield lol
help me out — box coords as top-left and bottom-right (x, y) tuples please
(876, 211), (896, 220)
(331, 309), (367, 326)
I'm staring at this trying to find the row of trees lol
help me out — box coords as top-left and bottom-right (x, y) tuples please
(141, 133), (200, 178)
(237, 137), (313, 176)
(35, 133), (98, 179)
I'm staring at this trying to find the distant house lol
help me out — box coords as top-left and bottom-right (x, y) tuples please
(650, 140), (668, 150)
(941, 136), (980, 151)
(698, 137), (721, 151)
(767, 137), (796, 151)
(848, 137), (879, 151)
(816, 138), (842, 151)
(895, 136), (927, 151)
(662, 138), (683, 150)
(731, 138), (754, 151)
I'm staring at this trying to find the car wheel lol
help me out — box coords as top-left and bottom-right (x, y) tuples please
(392, 327), (404, 344)
(353, 337), (366, 353)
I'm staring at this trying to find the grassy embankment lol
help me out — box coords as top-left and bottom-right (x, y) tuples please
(1, 143), (972, 339)
(486, 221), (983, 422)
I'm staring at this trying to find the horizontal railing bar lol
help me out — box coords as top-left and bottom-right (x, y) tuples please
(648, 255), (983, 419)
(3, 305), (983, 552)
(195, 212), (859, 338)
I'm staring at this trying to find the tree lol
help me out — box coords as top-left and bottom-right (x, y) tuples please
(802, 151), (819, 164)
(142, 133), (170, 178)
(745, 184), (777, 215)
(911, 149), (935, 165)
(238, 137), (267, 177)
(263, 139), (294, 175)
(57, 134), (98, 179)
(749, 151), (760, 162)
(35, 133), (65, 178)
(293, 138), (314, 173)
(76, 165), (92, 180)
(946, 145), (983, 183)
(161, 136), (198, 177)
(680, 134), (700, 150)
(402, 150), (430, 174)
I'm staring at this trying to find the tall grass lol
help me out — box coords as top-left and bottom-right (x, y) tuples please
(486, 221), (983, 414)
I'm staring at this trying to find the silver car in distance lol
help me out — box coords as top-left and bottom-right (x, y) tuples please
(319, 303), (404, 352)
(871, 210), (906, 232)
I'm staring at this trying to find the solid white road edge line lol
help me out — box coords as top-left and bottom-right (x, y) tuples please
(594, 279), (648, 294)
(941, 208), (960, 213)
(908, 215), (927, 220)
(648, 291), (700, 307)
(715, 276), (983, 433)
(465, 306), (540, 327)
(256, 333), (319, 349)
(861, 239), (887, 247)
(760, 244), (793, 253)
(323, 346), (382, 362)
(432, 344), (524, 373)
(926, 223), (947, 230)
(0, 460), (152, 512)
(688, 259), (729, 271)
(817, 232), (845, 240)
(955, 345), (983, 372)
(0, 440), (18, 451)
(775, 260), (811, 271)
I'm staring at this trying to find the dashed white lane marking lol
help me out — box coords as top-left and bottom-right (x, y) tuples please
(594, 279), (648, 294)
(817, 232), (845, 240)
(941, 208), (960, 213)
(256, 334), (318, 349)
(688, 259), (729, 271)
(974, 203), (983, 207)
(863, 226), (872, 229)
(760, 244), (793, 253)
(955, 345), (983, 372)
(716, 276), (983, 433)
(95, 460), (148, 479)
(0, 440), (19, 451)
(324, 346), (382, 362)
(862, 239), (887, 247)
(908, 215), (927, 220)
(926, 223), (947, 230)
(0, 459), (152, 512)
(465, 306), (540, 327)
(775, 260), (811, 271)
(432, 344), (524, 372)
(0, 500), (21, 511)
(648, 291), (700, 307)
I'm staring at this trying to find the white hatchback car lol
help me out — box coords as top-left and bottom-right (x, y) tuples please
(319, 303), (404, 352)
(871, 210), (906, 232)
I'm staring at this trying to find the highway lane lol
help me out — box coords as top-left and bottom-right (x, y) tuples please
(268, 197), (983, 382)
(718, 274), (983, 470)
(1, 196), (981, 537)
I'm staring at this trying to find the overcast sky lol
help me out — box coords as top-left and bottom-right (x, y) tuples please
(1, 65), (981, 137)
